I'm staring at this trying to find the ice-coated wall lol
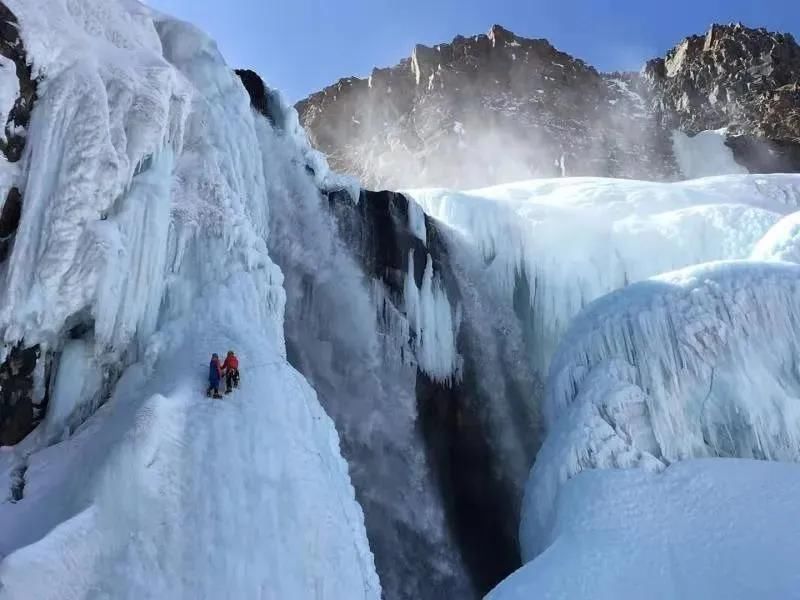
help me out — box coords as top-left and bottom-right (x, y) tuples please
(0, 1), (380, 598)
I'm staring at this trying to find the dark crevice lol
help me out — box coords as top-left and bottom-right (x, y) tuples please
(0, 185), (21, 262)
(325, 187), (521, 597)
(8, 457), (27, 502)
(0, 344), (44, 446)
(416, 367), (522, 597)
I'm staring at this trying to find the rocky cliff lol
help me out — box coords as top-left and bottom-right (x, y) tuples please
(0, 1), (40, 446)
(297, 23), (800, 189)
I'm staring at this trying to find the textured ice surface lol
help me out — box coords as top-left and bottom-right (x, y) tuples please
(671, 129), (748, 179)
(408, 175), (800, 376)
(523, 260), (800, 558)
(486, 256), (800, 600)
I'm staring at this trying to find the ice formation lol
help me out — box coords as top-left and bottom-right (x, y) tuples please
(408, 175), (800, 376)
(671, 128), (749, 179)
(3, 1), (800, 599)
(404, 252), (461, 383)
(751, 211), (800, 263)
(524, 260), (800, 559)
(412, 176), (800, 599)
(0, 1), (380, 597)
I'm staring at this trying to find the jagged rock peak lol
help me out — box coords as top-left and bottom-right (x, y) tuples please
(644, 22), (800, 140)
(296, 21), (800, 189)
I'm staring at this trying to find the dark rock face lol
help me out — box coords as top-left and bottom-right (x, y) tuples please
(235, 68), (285, 129)
(0, 345), (45, 446)
(322, 188), (524, 598)
(0, 2), (41, 447)
(644, 24), (800, 139)
(725, 135), (800, 173)
(297, 23), (800, 189)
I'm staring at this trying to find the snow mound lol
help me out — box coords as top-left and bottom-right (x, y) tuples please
(408, 175), (800, 375)
(524, 260), (800, 559)
(751, 211), (800, 263)
(490, 459), (800, 600)
(672, 129), (749, 179)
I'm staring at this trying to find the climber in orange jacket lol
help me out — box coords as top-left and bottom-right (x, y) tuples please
(222, 350), (240, 394)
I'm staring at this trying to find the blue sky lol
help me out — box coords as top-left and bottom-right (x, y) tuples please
(149, 0), (800, 102)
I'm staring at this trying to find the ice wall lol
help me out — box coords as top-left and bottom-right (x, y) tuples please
(0, 1), (380, 597)
(408, 175), (800, 378)
(523, 260), (800, 559)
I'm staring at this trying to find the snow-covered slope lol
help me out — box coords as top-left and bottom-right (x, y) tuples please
(0, 1), (379, 597)
(0, 302), (379, 599)
(490, 459), (800, 600)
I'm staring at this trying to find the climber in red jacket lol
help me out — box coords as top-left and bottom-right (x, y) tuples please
(222, 350), (240, 394)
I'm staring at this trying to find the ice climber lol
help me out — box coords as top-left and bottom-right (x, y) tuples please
(222, 350), (240, 394)
(207, 353), (223, 399)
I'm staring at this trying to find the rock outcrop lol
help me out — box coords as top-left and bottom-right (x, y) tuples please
(297, 23), (800, 188)
(644, 23), (800, 173)
(0, 1), (41, 446)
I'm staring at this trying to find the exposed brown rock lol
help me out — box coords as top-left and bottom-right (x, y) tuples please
(0, 1), (41, 446)
(297, 23), (800, 189)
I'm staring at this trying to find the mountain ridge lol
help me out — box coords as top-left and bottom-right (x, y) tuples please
(296, 22), (800, 189)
